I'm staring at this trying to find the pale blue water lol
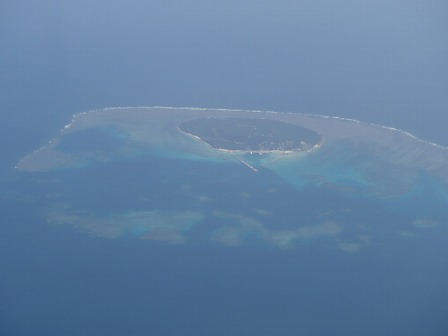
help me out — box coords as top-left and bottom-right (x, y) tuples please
(1, 1), (448, 335)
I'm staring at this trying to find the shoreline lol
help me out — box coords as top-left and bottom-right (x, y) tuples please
(179, 127), (324, 171)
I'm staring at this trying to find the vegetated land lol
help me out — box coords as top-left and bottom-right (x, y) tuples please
(179, 118), (322, 152)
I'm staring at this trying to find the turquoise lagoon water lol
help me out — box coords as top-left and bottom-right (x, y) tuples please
(13, 107), (448, 250)
(3, 107), (448, 335)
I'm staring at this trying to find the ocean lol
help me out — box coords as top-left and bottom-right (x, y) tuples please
(1, 1), (448, 335)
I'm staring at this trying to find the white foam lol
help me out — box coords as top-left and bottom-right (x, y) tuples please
(71, 106), (448, 151)
(16, 106), (447, 171)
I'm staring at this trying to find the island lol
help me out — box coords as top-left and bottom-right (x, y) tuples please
(178, 117), (322, 152)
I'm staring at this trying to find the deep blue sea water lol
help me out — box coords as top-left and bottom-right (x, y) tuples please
(1, 197), (447, 335)
(1, 1), (448, 335)
(2, 150), (448, 335)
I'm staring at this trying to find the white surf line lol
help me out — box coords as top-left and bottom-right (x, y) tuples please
(230, 154), (259, 172)
(57, 106), (448, 152)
